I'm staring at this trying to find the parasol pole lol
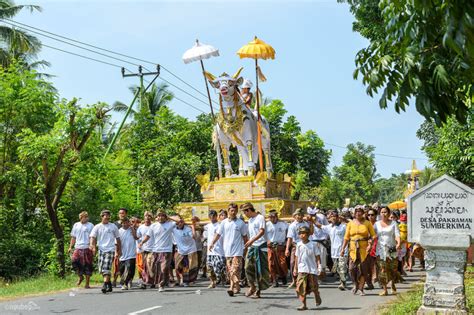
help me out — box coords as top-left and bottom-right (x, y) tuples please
(255, 58), (264, 173)
(199, 52), (223, 179)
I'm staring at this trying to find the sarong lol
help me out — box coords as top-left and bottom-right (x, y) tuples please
(119, 258), (136, 285)
(348, 250), (370, 290)
(175, 251), (199, 283)
(377, 257), (398, 286)
(245, 244), (270, 291)
(226, 256), (243, 293)
(142, 251), (154, 284)
(296, 272), (319, 296)
(267, 244), (288, 282)
(331, 257), (348, 282)
(112, 256), (120, 276)
(98, 250), (114, 276)
(290, 243), (297, 281)
(71, 248), (93, 276)
(136, 253), (144, 277)
(151, 252), (172, 287)
(207, 255), (226, 281)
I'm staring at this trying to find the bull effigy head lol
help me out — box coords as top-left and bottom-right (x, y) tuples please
(205, 67), (243, 98)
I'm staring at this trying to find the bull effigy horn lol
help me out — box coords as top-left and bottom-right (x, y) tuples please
(204, 71), (216, 81)
(232, 67), (244, 79)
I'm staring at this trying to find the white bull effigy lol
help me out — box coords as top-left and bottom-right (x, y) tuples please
(205, 68), (272, 178)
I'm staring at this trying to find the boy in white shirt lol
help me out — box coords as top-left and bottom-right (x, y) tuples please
(293, 226), (322, 311)
(90, 209), (121, 294)
(68, 211), (94, 289)
(118, 217), (138, 290)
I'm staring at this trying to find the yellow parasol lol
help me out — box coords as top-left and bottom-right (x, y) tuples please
(237, 36), (275, 173)
(388, 200), (407, 210)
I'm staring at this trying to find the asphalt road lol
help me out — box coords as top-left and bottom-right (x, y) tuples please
(1, 270), (424, 315)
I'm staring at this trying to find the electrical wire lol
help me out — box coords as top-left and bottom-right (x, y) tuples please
(2, 17), (219, 105)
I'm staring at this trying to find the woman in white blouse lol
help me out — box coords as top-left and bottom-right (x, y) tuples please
(374, 207), (401, 296)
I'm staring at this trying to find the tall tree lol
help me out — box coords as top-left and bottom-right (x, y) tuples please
(19, 98), (109, 277)
(342, 0), (473, 125)
(417, 115), (473, 186)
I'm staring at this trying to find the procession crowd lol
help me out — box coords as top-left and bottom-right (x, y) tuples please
(69, 203), (425, 311)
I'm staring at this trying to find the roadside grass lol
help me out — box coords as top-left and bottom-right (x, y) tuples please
(379, 265), (474, 315)
(0, 273), (104, 301)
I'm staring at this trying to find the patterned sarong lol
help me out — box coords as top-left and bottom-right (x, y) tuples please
(150, 252), (172, 287)
(71, 248), (93, 276)
(119, 258), (136, 285)
(207, 255), (226, 281)
(377, 257), (398, 286)
(98, 251), (114, 276)
(175, 251), (199, 283)
(142, 251), (154, 285)
(296, 272), (319, 296)
(245, 244), (270, 291)
(331, 257), (348, 282)
(267, 244), (288, 282)
(226, 256), (243, 293)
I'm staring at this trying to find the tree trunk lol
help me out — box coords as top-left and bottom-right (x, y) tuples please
(44, 194), (65, 278)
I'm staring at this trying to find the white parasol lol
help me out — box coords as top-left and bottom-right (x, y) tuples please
(182, 40), (219, 64)
(182, 39), (222, 178)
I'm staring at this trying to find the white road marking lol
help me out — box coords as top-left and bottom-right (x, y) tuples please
(128, 305), (162, 315)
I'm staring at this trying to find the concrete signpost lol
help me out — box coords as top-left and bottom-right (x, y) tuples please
(408, 175), (473, 314)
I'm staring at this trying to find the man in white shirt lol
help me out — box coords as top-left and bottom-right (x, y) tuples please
(266, 210), (288, 287)
(90, 209), (121, 294)
(118, 217), (138, 290)
(315, 211), (348, 290)
(209, 203), (248, 297)
(138, 210), (176, 292)
(68, 211), (94, 289)
(136, 211), (153, 289)
(204, 210), (226, 288)
(286, 208), (313, 288)
(173, 218), (198, 286)
(242, 203), (269, 298)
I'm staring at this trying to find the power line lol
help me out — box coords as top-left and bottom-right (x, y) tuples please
(324, 142), (428, 161)
(2, 17), (219, 105)
(1, 19), (142, 68)
(41, 43), (128, 70)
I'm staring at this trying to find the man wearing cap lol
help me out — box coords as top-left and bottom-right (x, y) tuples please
(90, 209), (122, 294)
(204, 210), (226, 288)
(209, 203), (248, 297)
(266, 210), (288, 287)
(242, 202), (269, 298)
(286, 208), (313, 288)
(138, 210), (176, 292)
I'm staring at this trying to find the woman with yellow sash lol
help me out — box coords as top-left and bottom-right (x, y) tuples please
(340, 207), (376, 296)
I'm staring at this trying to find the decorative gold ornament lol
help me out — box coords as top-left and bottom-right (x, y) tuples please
(196, 172), (211, 192)
(255, 171), (268, 189)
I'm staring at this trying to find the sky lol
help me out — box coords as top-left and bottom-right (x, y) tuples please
(14, 0), (429, 177)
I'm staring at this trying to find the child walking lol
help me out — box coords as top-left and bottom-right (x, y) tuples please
(293, 226), (322, 311)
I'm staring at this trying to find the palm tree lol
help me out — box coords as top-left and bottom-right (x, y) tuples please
(113, 82), (174, 118)
(0, 0), (42, 67)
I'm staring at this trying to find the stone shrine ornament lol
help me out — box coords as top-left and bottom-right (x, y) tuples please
(408, 175), (473, 315)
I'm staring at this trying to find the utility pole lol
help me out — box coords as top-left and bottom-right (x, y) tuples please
(104, 65), (160, 157)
